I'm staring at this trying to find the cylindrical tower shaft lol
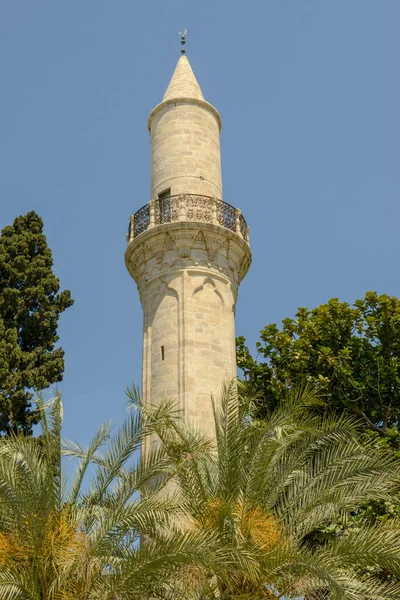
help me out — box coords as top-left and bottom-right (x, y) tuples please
(148, 56), (223, 199)
(125, 55), (251, 442)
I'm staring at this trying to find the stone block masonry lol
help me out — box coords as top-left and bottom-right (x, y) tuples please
(125, 54), (251, 456)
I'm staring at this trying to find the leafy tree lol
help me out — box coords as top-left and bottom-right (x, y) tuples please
(0, 211), (73, 434)
(0, 393), (226, 599)
(237, 292), (400, 435)
(2, 386), (400, 599)
(149, 382), (400, 599)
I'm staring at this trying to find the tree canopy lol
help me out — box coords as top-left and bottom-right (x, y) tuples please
(0, 211), (73, 434)
(1, 386), (400, 599)
(237, 292), (400, 436)
(0, 393), (225, 599)
(150, 382), (400, 598)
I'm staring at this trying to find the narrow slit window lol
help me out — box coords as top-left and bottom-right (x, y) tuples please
(161, 346), (165, 361)
(157, 188), (171, 200)
(157, 188), (172, 222)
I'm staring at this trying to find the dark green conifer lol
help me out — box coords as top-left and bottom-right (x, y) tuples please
(0, 211), (73, 434)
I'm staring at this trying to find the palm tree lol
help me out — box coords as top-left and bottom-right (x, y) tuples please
(0, 393), (227, 599)
(148, 382), (400, 599)
(2, 385), (400, 599)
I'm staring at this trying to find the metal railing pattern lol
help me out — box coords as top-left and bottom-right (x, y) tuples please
(128, 194), (249, 244)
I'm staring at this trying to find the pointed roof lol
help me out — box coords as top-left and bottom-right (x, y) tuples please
(162, 55), (204, 102)
(148, 55), (222, 132)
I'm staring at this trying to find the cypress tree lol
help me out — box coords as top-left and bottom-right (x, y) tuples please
(0, 211), (73, 433)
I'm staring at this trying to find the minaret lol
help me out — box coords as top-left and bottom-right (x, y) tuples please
(125, 51), (251, 444)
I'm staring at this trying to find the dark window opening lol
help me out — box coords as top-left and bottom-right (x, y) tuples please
(157, 188), (172, 222)
(161, 345), (165, 361)
(158, 188), (171, 200)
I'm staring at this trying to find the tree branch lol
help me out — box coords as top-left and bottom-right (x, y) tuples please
(344, 402), (387, 436)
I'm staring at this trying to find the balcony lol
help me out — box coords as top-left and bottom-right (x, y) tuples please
(127, 194), (249, 244)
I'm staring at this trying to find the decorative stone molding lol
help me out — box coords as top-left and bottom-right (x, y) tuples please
(148, 96), (222, 132)
(125, 220), (252, 303)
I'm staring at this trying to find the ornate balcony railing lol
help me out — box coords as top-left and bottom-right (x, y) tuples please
(132, 203), (150, 237)
(128, 194), (249, 244)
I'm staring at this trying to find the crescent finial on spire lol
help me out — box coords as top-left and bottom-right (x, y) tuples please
(178, 29), (187, 55)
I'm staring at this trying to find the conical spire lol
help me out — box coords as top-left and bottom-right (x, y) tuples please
(162, 55), (204, 102)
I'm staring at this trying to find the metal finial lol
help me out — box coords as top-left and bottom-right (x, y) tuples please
(179, 29), (187, 55)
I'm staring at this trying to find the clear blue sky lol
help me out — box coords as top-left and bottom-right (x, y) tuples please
(1, 1), (399, 445)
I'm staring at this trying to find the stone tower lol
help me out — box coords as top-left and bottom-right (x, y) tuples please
(125, 54), (251, 444)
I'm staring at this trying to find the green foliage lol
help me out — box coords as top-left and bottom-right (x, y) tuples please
(237, 292), (400, 435)
(308, 427), (400, 575)
(0, 394), (227, 599)
(151, 383), (400, 599)
(0, 211), (73, 434)
(1, 386), (400, 598)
